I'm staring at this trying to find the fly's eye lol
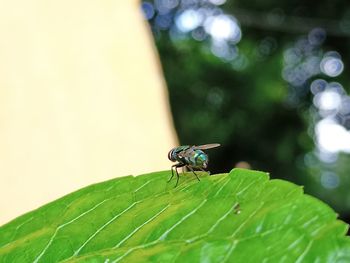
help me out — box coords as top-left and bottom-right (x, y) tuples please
(168, 150), (173, 161)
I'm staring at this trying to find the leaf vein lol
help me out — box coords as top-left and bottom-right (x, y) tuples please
(73, 201), (141, 256)
(114, 204), (171, 248)
(33, 198), (110, 263)
(158, 199), (207, 241)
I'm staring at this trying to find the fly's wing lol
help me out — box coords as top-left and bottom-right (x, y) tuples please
(193, 143), (221, 150)
(180, 147), (194, 157)
(181, 143), (221, 157)
(176, 145), (191, 158)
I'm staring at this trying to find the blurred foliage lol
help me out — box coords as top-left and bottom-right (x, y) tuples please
(143, 0), (350, 222)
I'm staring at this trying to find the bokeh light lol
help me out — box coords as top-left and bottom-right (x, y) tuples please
(203, 14), (241, 43)
(144, 0), (242, 61)
(320, 53), (344, 77)
(154, 0), (179, 14)
(320, 171), (340, 189)
(313, 89), (342, 111)
(142, 2), (155, 20)
(208, 0), (226, 5)
(310, 79), (328, 95)
(231, 53), (249, 71)
(308, 28), (326, 46)
(155, 14), (173, 29)
(210, 40), (238, 60)
(175, 9), (202, 32)
(315, 118), (350, 153)
(339, 97), (350, 114)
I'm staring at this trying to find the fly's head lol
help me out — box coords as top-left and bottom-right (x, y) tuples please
(168, 148), (177, 162)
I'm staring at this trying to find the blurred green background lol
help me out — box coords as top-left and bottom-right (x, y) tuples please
(141, 0), (350, 228)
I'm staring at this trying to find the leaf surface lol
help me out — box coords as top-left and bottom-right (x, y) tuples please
(0, 169), (349, 262)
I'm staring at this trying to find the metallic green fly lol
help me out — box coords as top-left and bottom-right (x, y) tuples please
(167, 143), (220, 187)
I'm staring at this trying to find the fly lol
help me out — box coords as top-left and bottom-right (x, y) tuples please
(167, 143), (220, 187)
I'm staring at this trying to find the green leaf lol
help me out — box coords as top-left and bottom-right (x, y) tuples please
(0, 169), (349, 262)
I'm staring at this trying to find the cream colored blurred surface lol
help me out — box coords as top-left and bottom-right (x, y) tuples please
(0, 0), (177, 225)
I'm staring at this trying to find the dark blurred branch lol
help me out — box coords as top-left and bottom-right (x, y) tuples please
(233, 8), (350, 37)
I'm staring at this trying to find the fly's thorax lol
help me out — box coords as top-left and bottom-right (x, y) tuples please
(168, 146), (190, 162)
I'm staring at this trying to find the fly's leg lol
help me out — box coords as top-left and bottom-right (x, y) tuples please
(169, 164), (182, 182)
(175, 164), (185, 187)
(174, 166), (180, 187)
(169, 163), (185, 188)
(168, 164), (177, 182)
(187, 166), (200, 182)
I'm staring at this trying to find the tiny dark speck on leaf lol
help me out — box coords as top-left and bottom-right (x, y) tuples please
(233, 203), (241, 215)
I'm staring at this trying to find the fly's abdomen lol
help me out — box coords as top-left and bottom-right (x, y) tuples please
(186, 150), (208, 168)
